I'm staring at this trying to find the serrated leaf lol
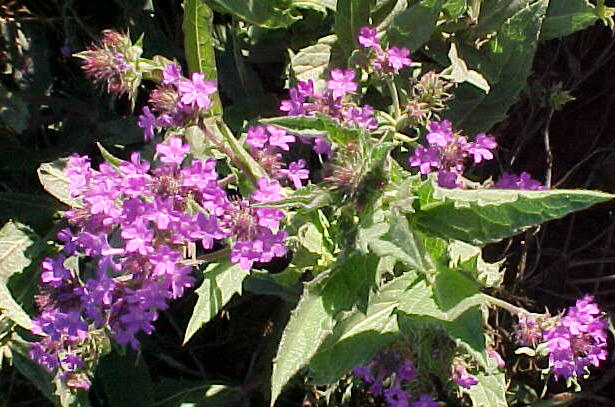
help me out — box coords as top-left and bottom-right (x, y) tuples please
(206, 0), (300, 28)
(540, 0), (598, 40)
(413, 179), (614, 246)
(261, 114), (360, 144)
(361, 212), (435, 274)
(271, 277), (336, 406)
(335, 0), (371, 55)
(463, 372), (508, 407)
(308, 273), (417, 384)
(388, 0), (445, 51)
(448, 240), (503, 287)
(183, 0), (223, 115)
(446, 0), (548, 133)
(184, 261), (250, 345)
(0, 221), (35, 329)
(38, 160), (81, 208)
(290, 35), (335, 86)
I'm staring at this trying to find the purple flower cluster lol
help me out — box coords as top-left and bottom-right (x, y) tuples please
(515, 314), (543, 348)
(245, 125), (310, 189)
(279, 69), (377, 158)
(77, 30), (139, 97)
(137, 64), (217, 141)
(408, 120), (497, 188)
(494, 172), (545, 190)
(353, 350), (438, 407)
(29, 137), (287, 389)
(542, 295), (608, 381)
(357, 27), (412, 76)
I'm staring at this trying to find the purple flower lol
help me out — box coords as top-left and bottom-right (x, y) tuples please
(280, 88), (305, 116)
(313, 137), (332, 159)
(178, 72), (217, 110)
(41, 255), (71, 287)
(384, 383), (410, 407)
(281, 159), (310, 189)
(468, 133), (497, 163)
(327, 69), (357, 99)
(426, 120), (453, 147)
(515, 315), (542, 347)
(358, 27), (379, 48)
(387, 47), (412, 71)
(137, 106), (157, 141)
(409, 146), (440, 174)
(488, 350), (505, 369)
(494, 172), (545, 190)
(246, 126), (268, 149)
(162, 64), (182, 85)
(251, 178), (284, 203)
(267, 126), (295, 151)
(452, 364), (477, 389)
(437, 171), (459, 188)
(156, 136), (190, 166)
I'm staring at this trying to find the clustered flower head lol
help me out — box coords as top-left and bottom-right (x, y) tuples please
(542, 295), (609, 381)
(357, 26), (412, 76)
(409, 120), (497, 188)
(244, 125), (310, 189)
(353, 350), (438, 407)
(279, 70), (376, 158)
(138, 64), (217, 141)
(494, 171), (545, 190)
(75, 30), (143, 100)
(450, 360), (478, 389)
(406, 71), (455, 126)
(29, 137), (287, 389)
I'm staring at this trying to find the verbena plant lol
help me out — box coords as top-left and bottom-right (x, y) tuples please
(1, 1), (614, 406)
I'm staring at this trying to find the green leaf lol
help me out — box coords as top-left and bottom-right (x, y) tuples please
(445, 0), (548, 133)
(270, 276), (336, 406)
(96, 142), (124, 168)
(373, 0), (410, 31)
(322, 252), (379, 313)
(261, 114), (360, 144)
(290, 35), (335, 86)
(469, 0), (531, 37)
(0, 221), (35, 329)
(38, 159), (81, 208)
(11, 340), (56, 404)
(540, 0), (598, 40)
(448, 240), (504, 287)
(183, 0), (223, 115)
(463, 372), (508, 407)
(413, 179), (614, 246)
(291, 0), (337, 13)
(335, 0), (371, 55)
(184, 261), (250, 345)
(443, 0), (467, 18)
(388, 0), (445, 51)
(359, 212), (435, 274)
(97, 350), (155, 407)
(443, 308), (488, 367)
(308, 273), (416, 384)
(206, 0), (300, 28)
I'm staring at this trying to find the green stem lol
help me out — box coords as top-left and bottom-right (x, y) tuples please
(482, 294), (541, 317)
(386, 78), (402, 121)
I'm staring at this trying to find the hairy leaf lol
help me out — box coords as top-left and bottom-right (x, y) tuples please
(38, 160), (81, 208)
(540, 0), (598, 40)
(413, 179), (614, 246)
(308, 273), (417, 384)
(335, 0), (371, 55)
(184, 261), (250, 344)
(388, 0), (445, 51)
(290, 35), (335, 86)
(183, 0), (223, 115)
(0, 221), (35, 329)
(270, 275), (336, 406)
(463, 372), (508, 407)
(206, 0), (300, 28)
(445, 0), (548, 133)
(261, 114), (360, 144)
